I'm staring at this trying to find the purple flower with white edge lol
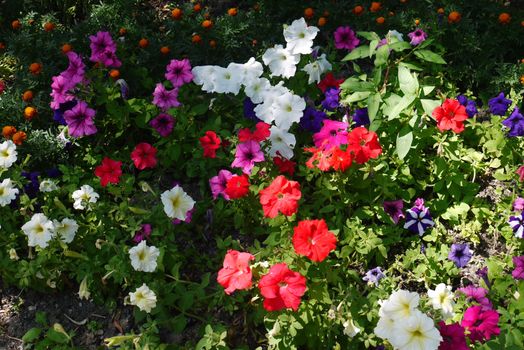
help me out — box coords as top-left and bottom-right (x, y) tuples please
(488, 92), (511, 116)
(383, 199), (404, 224)
(502, 107), (524, 137)
(448, 243), (473, 268)
(512, 256), (524, 280)
(321, 88), (340, 111)
(300, 107), (326, 133)
(363, 267), (385, 286)
(165, 59), (194, 87)
(408, 29), (427, 45)
(64, 100), (97, 138)
(231, 140), (265, 175)
(403, 206), (434, 235)
(133, 224), (152, 243)
(333, 26), (360, 51)
(509, 213), (524, 238)
(352, 107), (370, 127)
(209, 169), (233, 200)
(150, 113), (175, 137)
(513, 197), (524, 211)
(152, 83), (181, 111)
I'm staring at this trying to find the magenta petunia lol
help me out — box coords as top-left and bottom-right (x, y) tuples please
(512, 256), (524, 280)
(64, 100), (97, 138)
(312, 119), (349, 150)
(408, 29), (427, 45)
(150, 113), (175, 137)
(333, 26), (360, 51)
(165, 58), (194, 87)
(231, 140), (265, 175)
(461, 306), (500, 343)
(50, 75), (75, 109)
(152, 83), (181, 111)
(209, 169), (234, 200)
(457, 285), (493, 310)
(438, 321), (468, 350)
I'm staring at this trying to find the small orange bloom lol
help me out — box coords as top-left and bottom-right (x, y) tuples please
(171, 8), (182, 20)
(520, 75), (524, 85)
(12, 131), (27, 145)
(11, 20), (21, 30)
(414, 19), (420, 25)
(22, 90), (33, 102)
(29, 63), (42, 75)
(0, 42), (5, 50)
(448, 11), (461, 23)
(209, 39), (217, 48)
(202, 20), (213, 29)
(109, 69), (120, 79)
(61, 43), (72, 54)
(437, 8), (445, 14)
(192, 34), (202, 44)
(43, 22), (55, 32)
(139, 38), (149, 48)
(353, 5), (364, 15)
(24, 106), (37, 120)
(323, 10), (330, 17)
(498, 12), (511, 24)
(2, 126), (16, 139)
(193, 3), (202, 12)
(370, 2), (382, 12)
(304, 7), (314, 19)
(160, 46), (170, 55)
(318, 17), (327, 26)
(228, 8), (238, 16)
(119, 27), (127, 36)
(376, 16), (385, 24)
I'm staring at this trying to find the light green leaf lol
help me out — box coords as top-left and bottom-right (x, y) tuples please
(356, 31), (381, 41)
(414, 49), (446, 64)
(396, 127), (413, 160)
(367, 93), (381, 123)
(399, 62), (424, 71)
(389, 41), (412, 52)
(420, 99), (441, 116)
(374, 45), (390, 66)
(398, 65), (418, 96)
(441, 202), (470, 222)
(369, 40), (379, 57)
(422, 86), (435, 96)
(386, 94), (416, 120)
(342, 46), (369, 61)
(341, 91), (371, 104)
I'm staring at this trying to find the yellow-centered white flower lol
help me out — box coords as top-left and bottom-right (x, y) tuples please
(389, 310), (442, 350)
(0, 140), (17, 169)
(129, 283), (157, 313)
(161, 185), (195, 220)
(53, 218), (79, 244)
(72, 184), (99, 210)
(129, 240), (160, 272)
(21, 213), (55, 248)
(427, 283), (455, 319)
(380, 290), (420, 319)
(283, 18), (319, 55)
(0, 178), (19, 206)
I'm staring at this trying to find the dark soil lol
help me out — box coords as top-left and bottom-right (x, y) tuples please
(0, 280), (134, 350)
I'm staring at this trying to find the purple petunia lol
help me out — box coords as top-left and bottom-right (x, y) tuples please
(133, 224), (152, 243)
(209, 169), (234, 200)
(89, 31), (121, 68)
(165, 59), (194, 88)
(321, 88), (340, 111)
(152, 83), (181, 111)
(231, 140), (265, 175)
(383, 199), (404, 224)
(243, 98), (260, 121)
(313, 119), (349, 150)
(408, 29), (427, 45)
(333, 26), (360, 51)
(63, 100), (97, 138)
(300, 107), (327, 133)
(512, 256), (524, 280)
(457, 285), (492, 310)
(363, 267), (385, 286)
(502, 107), (524, 137)
(449, 243), (473, 268)
(150, 113), (175, 137)
(488, 92), (511, 116)
(21, 171), (40, 198)
(509, 213), (524, 238)
(352, 107), (370, 127)
(403, 204), (434, 236)
(514, 197), (524, 211)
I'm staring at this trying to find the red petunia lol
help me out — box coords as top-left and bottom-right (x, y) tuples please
(259, 175), (301, 218)
(94, 157), (122, 187)
(346, 127), (382, 164)
(273, 156), (296, 176)
(238, 122), (271, 142)
(330, 148), (353, 171)
(131, 142), (157, 170)
(224, 174), (250, 199)
(304, 146), (335, 171)
(292, 219), (337, 262)
(432, 98), (469, 133)
(258, 263), (307, 311)
(217, 250), (255, 295)
(317, 72), (344, 93)
(199, 130), (221, 158)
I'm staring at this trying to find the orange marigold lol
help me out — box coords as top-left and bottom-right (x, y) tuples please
(304, 7), (314, 19)
(448, 11), (461, 23)
(22, 90), (33, 102)
(12, 131), (27, 145)
(2, 126), (16, 139)
(353, 5), (364, 15)
(498, 12), (511, 24)
(24, 106), (37, 120)
(139, 38), (149, 48)
(370, 2), (382, 12)
(376, 16), (385, 24)
(228, 8), (238, 16)
(171, 8), (182, 20)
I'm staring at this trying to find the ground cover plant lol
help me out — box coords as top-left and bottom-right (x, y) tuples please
(1, 0), (524, 349)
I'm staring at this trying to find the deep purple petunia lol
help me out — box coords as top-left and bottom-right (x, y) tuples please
(363, 267), (385, 286)
(63, 100), (97, 138)
(502, 107), (524, 137)
(403, 205), (434, 235)
(512, 256), (524, 280)
(152, 83), (181, 111)
(488, 92), (511, 116)
(383, 199), (404, 224)
(461, 306), (500, 343)
(449, 243), (473, 268)
(231, 140), (265, 175)
(408, 29), (427, 45)
(300, 107), (326, 133)
(50, 75), (75, 109)
(21, 171), (40, 198)
(509, 213), (524, 238)
(321, 88), (340, 111)
(352, 107), (370, 127)
(333, 26), (360, 51)
(150, 113), (175, 137)
(243, 98), (260, 121)
(63, 51), (86, 85)
(457, 95), (468, 106)
(165, 59), (194, 88)
(438, 321), (468, 350)
(209, 169), (233, 200)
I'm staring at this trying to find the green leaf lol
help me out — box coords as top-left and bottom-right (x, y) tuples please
(414, 50), (446, 64)
(420, 99), (441, 116)
(399, 62), (424, 71)
(339, 78), (375, 92)
(398, 66), (418, 96)
(374, 45), (390, 66)
(356, 31), (381, 41)
(22, 328), (42, 343)
(191, 103), (209, 116)
(341, 91), (371, 104)
(396, 128), (413, 160)
(367, 93), (381, 123)
(342, 46), (369, 61)
(441, 202), (470, 222)
(389, 41), (412, 52)
(46, 329), (69, 344)
(385, 94), (416, 120)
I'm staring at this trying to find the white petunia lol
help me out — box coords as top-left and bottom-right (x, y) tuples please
(39, 179), (58, 192)
(389, 311), (442, 350)
(192, 65), (217, 92)
(343, 317), (361, 338)
(302, 53), (332, 84)
(21, 213), (55, 248)
(161, 185), (195, 220)
(283, 18), (319, 55)
(229, 57), (264, 86)
(244, 77), (271, 104)
(253, 82), (290, 124)
(268, 126), (296, 159)
(129, 283), (157, 313)
(0, 178), (19, 207)
(72, 185), (99, 210)
(53, 218), (79, 244)
(0, 140), (17, 169)
(374, 313), (397, 342)
(272, 92), (306, 130)
(128, 240), (160, 272)
(381, 289), (420, 319)
(427, 283), (455, 319)
(212, 65), (243, 95)
(262, 44), (300, 78)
